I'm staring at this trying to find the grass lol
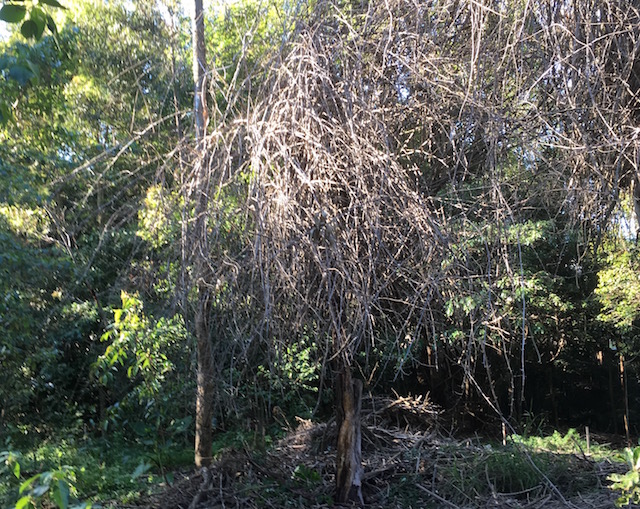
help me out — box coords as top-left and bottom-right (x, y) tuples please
(512, 427), (614, 460)
(431, 428), (620, 504)
(378, 428), (622, 507)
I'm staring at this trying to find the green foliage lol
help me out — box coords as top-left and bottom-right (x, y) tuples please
(0, 0), (196, 435)
(1, 2), (640, 507)
(291, 464), (321, 485)
(0, 29), (78, 196)
(1, 450), (90, 509)
(511, 428), (613, 459)
(0, 218), (82, 430)
(0, 433), (193, 508)
(252, 331), (321, 420)
(595, 246), (640, 335)
(94, 291), (194, 434)
(136, 185), (181, 249)
(609, 445), (640, 507)
(0, 0), (66, 123)
(514, 428), (582, 452)
(436, 430), (605, 502)
(204, 0), (298, 112)
(0, 1), (62, 40)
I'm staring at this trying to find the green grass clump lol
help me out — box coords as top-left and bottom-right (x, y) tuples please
(437, 446), (559, 499)
(431, 429), (613, 504)
(512, 428), (613, 460)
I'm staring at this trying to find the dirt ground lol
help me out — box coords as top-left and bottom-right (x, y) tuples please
(131, 395), (633, 509)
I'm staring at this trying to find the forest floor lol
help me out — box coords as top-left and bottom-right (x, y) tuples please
(130, 395), (633, 509)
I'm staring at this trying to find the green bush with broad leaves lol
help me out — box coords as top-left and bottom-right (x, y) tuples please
(0, 0), (63, 41)
(0, 0), (66, 123)
(1, 450), (90, 509)
(93, 291), (195, 456)
(609, 445), (640, 507)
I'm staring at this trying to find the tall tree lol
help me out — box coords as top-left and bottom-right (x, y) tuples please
(191, 0), (214, 468)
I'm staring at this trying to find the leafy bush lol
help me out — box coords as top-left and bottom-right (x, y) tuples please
(93, 291), (194, 436)
(609, 446), (640, 507)
(1, 450), (90, 509)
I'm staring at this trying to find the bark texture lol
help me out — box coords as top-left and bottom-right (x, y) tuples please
(194, 288), (213, 467)
(336, 369), (364, 505)
(634, 175), (640, 237)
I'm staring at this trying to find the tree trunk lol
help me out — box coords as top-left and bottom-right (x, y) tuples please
(620, 353), (631, 446)
(192, 0), (207, 148)
(634, 174), (640, 239)
(194, 287), (214, 467)
(191, 0), (213, 468)
(335, 367), (364, 505)
(608, 358), (619, 434)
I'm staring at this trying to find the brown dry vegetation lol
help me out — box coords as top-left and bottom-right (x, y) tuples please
(169, 0), (640, 502)
(186, 0), (640, 499)
(132, 395), (627, 509)
(192, 0), (640, 430)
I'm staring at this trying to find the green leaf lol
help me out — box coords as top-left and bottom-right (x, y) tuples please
(20, 7), (46, 39)
(20, 20), (39, 40)
(13, 460), (20, 479)
(633, 446), (640, 470)
(19, 474), (41, 494)
(46, 14), (57, 34)
(444, 299), (454, 317)
(39, 0), (66, 7)
(131, 461), (151, 479)
(52, 480), (70, 509)
(21, 15), (45, 40)
(30, 6), (46, 25)
(25, 59), (40, 78)
(0, 4), (27, 23)
(15, 495), (32, 509)
(8, 64), (34, 86)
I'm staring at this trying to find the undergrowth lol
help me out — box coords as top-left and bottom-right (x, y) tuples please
(0, 427), (283, 509)
(0, 426), (626, 509)
(0, 432), (193, 508)
(432, 429), (618, 504)
(378, 428), (621, 508)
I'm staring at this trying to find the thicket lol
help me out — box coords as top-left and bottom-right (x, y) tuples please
(1, 0), (640, 506)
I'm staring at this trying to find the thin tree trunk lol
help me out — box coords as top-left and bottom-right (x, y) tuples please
(335, 367), (364, 505)
(608, 358), (619, 434)
(634, 174), (640, 240)
(191, 0), (213, 468)
(620, 353), (631, 446)
(547, 365), (559, 429)
(192, 0), (207, 148)
(194, 287), (214, 467)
